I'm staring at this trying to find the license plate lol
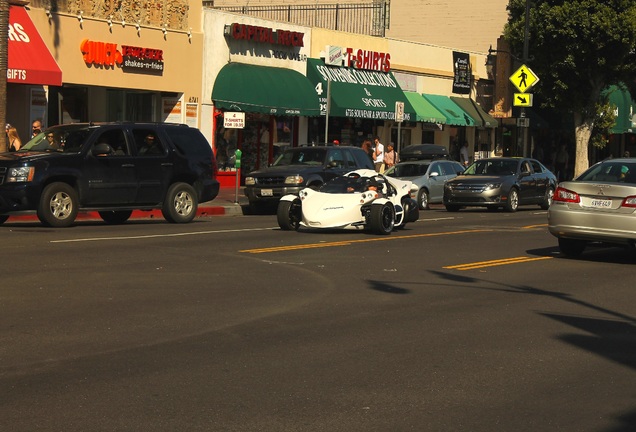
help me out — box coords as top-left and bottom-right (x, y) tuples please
(589, 198), (612, 208)
(260, 189), (273, 197)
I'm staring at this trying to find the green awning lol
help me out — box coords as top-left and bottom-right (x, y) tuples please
(212, 62), (321, 116)
(306, 58), (416, 121)
(603, 85), (635, 134)
(403, 92), (446, 124)
(422, 94), (474, 126)
(450, 96), (498, 128)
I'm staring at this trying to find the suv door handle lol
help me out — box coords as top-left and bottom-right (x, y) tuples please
(121, 164), (135, 168)
(161, 163), (173, 167)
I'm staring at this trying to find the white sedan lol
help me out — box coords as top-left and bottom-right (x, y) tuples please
(277, 169), (419, 235)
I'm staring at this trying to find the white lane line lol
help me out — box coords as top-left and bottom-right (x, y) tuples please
(50, 227), (277, 243)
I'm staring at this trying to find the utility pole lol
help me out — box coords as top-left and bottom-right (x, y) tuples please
(521, 0), (530, 156)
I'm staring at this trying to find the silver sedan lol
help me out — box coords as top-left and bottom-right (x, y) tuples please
(384, 159), (465, 209)
(548, 158), (636, 257)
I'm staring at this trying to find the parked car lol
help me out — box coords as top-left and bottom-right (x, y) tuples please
(443, 157), (557, 212)
(244, 145), (374, 212)
(548, 158), (636, 257)
(277, 169), (419, 235)
(0, 123), (219, 227)
(384, 159), (465, 209)
(399, 143), (449, 161)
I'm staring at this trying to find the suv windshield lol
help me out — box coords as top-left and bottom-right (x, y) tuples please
(272, 148), (327, 166)
(19, 126), (92, 154)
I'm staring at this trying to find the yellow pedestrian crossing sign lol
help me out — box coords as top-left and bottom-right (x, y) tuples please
(509, 64), (539, 93)
(513, 93), (533, 107)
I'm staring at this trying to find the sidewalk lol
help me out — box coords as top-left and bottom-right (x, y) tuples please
(5, 186), (249, 223)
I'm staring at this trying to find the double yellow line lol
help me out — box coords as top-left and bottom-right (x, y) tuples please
(240, 229), (491, 254)
(444, 255), (553, 271)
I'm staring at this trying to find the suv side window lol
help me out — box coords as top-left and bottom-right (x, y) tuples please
(94, 129), (129, 156)
(343, 150), (357, 169)
(327, 149), (345, 169)
(164, 126), (213, 159)
(351, 148), (374, 170)
(134, 129), (165, 156)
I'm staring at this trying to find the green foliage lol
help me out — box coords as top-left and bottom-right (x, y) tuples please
(590, 100), (616, 148)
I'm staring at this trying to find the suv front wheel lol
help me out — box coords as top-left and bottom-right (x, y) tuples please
(162, 182), (198, 223)
(37, 182), (79, 227)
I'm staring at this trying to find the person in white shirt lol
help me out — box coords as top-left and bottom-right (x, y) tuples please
(373, 136), (384, 172)
(460, 141), (470, 166)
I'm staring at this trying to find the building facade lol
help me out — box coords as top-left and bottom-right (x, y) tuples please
(8, 0), (204, 142)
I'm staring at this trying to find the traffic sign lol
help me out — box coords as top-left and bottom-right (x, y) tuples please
(395, 101), (405, 123)
(513, 93), (533, 107)
(509, 64), (539, 93)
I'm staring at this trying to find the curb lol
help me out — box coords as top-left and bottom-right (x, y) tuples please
(5, 203), (246, 223)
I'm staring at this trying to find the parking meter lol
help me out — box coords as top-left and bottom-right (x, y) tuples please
(234, 149), (242, 169)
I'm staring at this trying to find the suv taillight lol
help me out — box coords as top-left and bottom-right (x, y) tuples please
(553, 186), (580, 203)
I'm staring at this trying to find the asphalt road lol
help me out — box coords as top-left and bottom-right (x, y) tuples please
(1, 207), (635, 431)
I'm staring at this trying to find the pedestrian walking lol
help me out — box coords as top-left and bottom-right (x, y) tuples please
(373, 136), (384, 172)
(7, 125), (23, 152)
(383, 142), (398, 169)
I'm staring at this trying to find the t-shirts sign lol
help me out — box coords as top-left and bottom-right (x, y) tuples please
(224, 112), (245, 129)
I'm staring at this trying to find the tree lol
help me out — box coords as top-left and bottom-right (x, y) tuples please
(504, 0), (636, 178)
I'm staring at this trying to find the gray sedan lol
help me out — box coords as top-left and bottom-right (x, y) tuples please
(384, 159), (465, 209)
(443, 157), (557, 212)
(548, 158), (636, 257)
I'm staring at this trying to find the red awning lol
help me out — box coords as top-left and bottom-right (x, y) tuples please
(8, 6), (62, 86)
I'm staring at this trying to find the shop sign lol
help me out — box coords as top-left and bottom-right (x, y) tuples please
(452, 51), (471, 95)
(80, 39), (164, 74)
(324, 45), (391, 73)
(224, 112), (245, 129)
(224, 23), (304, 47)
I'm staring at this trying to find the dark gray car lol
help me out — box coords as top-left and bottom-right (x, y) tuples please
(443, 157), (557, 212)
(244, 146), (374, 212)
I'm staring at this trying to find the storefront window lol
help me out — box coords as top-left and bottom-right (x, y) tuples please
(108, 90), (157, 122)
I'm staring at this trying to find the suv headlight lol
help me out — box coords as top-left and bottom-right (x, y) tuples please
(284, 175), (304, 185)
(245, 177), (256, 186)
(7, 166), (35, 183)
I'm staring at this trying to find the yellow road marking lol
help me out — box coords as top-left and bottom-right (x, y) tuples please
(522, 223), (548, 229)
(239, 229), (491, 254)
(444, 256), (553, 271)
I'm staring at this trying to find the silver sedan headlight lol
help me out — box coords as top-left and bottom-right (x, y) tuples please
(7, 166), (35, 182)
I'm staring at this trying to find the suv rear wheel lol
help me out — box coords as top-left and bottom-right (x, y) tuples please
(162, 182), (198, 223)
(37, 182), (79, 227)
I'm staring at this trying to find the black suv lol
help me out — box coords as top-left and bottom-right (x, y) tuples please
(244, 145), (374, 211)
(0, 123), (219, 227)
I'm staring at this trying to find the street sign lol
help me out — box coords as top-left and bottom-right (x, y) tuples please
(509, 64), (539, 93)
(517, 118), (530, 128)
(513, 93), (533, 107)
(395, 101), (405, 123)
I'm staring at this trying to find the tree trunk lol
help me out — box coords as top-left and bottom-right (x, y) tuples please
(0, 0), (8, 153)
(572, 111), (593, 179)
